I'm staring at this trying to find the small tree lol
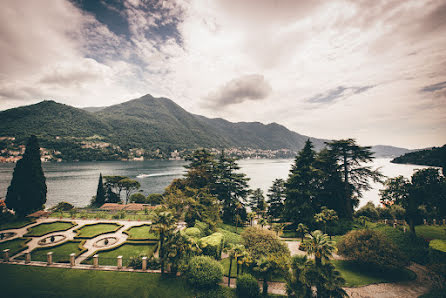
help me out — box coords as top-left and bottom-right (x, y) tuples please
(147, 193), (163, 205)
(296, 223), (308, 242)
(150, 211), (176, 275)
(6, 135), (47, 217)
(91, 174), (106, 207)
(303, 230), (335, 267)
(314, 207), (338, 237)
(130, 192), (146, 203)
(236, 273), (260, 298)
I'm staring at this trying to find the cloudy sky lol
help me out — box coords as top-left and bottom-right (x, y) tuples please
(1, 0), (445, 149)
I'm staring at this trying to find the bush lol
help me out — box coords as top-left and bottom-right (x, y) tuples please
(241, 227), (290, 260)
(195, 221), (211, 236)
(147, 193), (163, 205)
(128, 255), (143, 269)
(184, 227), (202, 238)
(200, 232), (224, 259)
(147, 256), (161, 270)
(185, 256), (223, 288)
(337, 229), (408, 269)
(236, 274), (260, 298)
(51, 202), (74, 212)
(355, 202), (379, 220)
(217, 228), (242, 247)
(130, 193), (147, 203)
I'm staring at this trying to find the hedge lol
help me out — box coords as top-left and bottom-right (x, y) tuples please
(200, 232), (224, 260)
(185, 256), (223, 288)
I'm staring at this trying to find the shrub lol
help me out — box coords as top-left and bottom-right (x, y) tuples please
(194, 221), (211, 236)
(355, 201), (379, 220)
(236, 273), (260, 298)
(217, 228), (242, 247)
(147, 256), (161, 270)
(200, 232), (224, 259)
(337, 229), (408, 269)
(184, 227), (202, 238)
(51, 202), (74, 212)
(241, 227), (290, 260)
(185, 256), (223, 288)
(147, 193), (163, 205)
(128, 255), (143, 269)
(130, 193), (147, 203)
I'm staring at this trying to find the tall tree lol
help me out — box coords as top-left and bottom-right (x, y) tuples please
(213, 151), (250, 223)
(150, 211), (176, 275)
(184, 149), (216, 189)
(249, 188), (266, 214)
(103, 175), (127, 201)
(6, 135), (47, 216)
(267, 178), (285, 219)
(326, 139), (383, 219)
(92, 173), (106, 207)
(119, 178), (141, 204)
(284, 140), (321, 225)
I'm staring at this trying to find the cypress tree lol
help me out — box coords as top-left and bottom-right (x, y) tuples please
(93, 173), (106, 207)
(6, 135), (47, 217)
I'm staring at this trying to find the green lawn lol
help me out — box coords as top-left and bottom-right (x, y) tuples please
(0, 263), (236, 298)
(30, 240), (86, 263)
(332, 260), (417, 287)
(124, 224), (158, 240)
(24, 221), (76, 237)
(84, 242), (158, 266)
(74, 223), (122, 239)
(0, 218), (35, 231)
(0, 238), (29, 257)
(50, 210), (155, 221)
(415, 225), (446, 241)
(429, 239), (446, 252)
(218, 223), (246, 235)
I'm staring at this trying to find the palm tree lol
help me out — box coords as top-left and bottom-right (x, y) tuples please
(303, 230), (335, 267)
(272, 223), (286, 236)
(318, 263), (347, 298)
(296, 223), (308, 242)
(150, 211), (176, 275)
(258, 217), (268, 229)
(247, 212), (255, 226)
(233, 244), (245, 276)
(286, 255), (313, 298)
(254, 255), (288, 295)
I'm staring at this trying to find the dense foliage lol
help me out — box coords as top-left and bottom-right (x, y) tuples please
(6, 135), (47, 216)
(337, 229), (408, 269)
(392, 145), (446, 170)
(185, 256), (223, 288)
(236, 273), (260, 298)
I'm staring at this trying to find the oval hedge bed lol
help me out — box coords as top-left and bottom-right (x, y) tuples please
(24, 221), (76, 237)
(74, 223), (123, 239)
(123, 224), (158, 241)
(83, 242), (158, 267)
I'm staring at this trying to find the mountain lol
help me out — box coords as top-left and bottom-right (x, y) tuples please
(391, 145), (446, 167)
(370, 145), (415, 158)
(0, 94), (411, 159)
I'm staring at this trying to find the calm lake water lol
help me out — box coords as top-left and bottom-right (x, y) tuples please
(0, 158), (433, 208)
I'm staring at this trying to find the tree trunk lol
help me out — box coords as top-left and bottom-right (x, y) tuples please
(228, 257), (233, 287)
(263, 276), (268, 295)
(343, 150), (352, 219)
(316, 256), (321, 267)
(160, 233), (165, 275)
(409, 217), (416, 235)
(236, 257), (240, 276)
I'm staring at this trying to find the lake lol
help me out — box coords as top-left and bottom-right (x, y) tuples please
(0, 158), (433, 208)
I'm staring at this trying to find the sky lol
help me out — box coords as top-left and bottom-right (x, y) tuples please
(0, 0), (445, 149)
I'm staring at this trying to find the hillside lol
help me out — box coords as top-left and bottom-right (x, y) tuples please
(0, 94), (413, 161)
(391, 145), (446, 167)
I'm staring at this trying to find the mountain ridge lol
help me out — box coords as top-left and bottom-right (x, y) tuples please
(0, 94), (413, 159)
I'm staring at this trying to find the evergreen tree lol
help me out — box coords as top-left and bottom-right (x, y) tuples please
(184, 149), (216, 189)
(92, 173), (106, 207)
(213, 151), (250, 223)
(249, 188), (266, 214)
(326, 139), (383, 219)
(105, 184), (120, 203)
(6, 135), (47, 216)
(267, 178), (285, 219)
(284, 140), (321, 225)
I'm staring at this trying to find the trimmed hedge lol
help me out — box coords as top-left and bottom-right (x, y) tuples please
(184, 227), (202, 238)
(24, 221), (76, 237)
(236, 274), (260, 298)
(185, 256), (223, 289)
(200, 232), (224, 260)
(217, 228), (242, 247)
(74, 223), (123, 239)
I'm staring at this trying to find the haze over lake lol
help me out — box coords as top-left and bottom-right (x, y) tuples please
(0, 158), (432, 208)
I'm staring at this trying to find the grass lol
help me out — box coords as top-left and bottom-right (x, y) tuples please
(0, 218), (35, 231)
(124, 224), (158, 240)
(0, 238), (30, 257)
(430, 239), (446, 252)
(24, 221), (76, 237)
(29, 240), (86, 263)
(415, 225), (446, 241)
(50, 210), (155, 221)
(218, 223), (246, 235)
(84, 242), (158, 266)
(332, 260), (417, 287)
(74, 223), (122, 239)
(0, 263), (237, 298)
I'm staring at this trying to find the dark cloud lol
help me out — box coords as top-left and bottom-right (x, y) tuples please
(421, 81), (446, 92)
(308, 85), (374, 103)
(206, 74), (272, 107)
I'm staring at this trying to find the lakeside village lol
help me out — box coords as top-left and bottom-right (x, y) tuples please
(1, 135), (446, 297)
(0, 136), (294, 163)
